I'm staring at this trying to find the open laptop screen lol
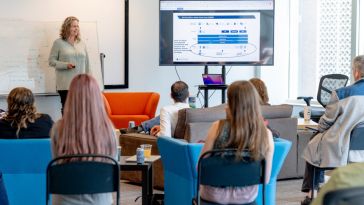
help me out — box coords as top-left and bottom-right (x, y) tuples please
(202, 74), (224, 85)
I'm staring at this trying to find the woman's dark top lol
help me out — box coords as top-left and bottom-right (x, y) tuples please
(213, 120), (231, 149)
(0, 114), (54, 139)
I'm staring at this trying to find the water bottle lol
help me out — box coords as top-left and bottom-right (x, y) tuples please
(189, 96), (196, 109)
(304, 106), (311, 122)
(117, 146), (122, 162)
(136, 147), (145, 164)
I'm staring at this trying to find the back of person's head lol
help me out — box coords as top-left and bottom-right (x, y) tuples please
(171, 81), (189, 103)
(56, 74), (115, 157)
(5, 87), (40, 137)
(224, 80), (269, 160)
(249, 78), (269, 105)
(353, 55), (364, 78)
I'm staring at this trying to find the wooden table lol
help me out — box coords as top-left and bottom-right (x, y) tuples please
(297, 118), (318, 130)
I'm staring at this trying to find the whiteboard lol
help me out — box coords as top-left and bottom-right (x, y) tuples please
(0, 19), (102, 94)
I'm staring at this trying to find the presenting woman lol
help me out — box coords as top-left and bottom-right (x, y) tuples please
(49, 16), (90, 114)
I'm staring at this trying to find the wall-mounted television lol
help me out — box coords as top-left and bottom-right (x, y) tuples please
(159, 0), (274, 66)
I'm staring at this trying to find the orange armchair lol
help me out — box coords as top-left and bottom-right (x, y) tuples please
(103, 92), (160, 129)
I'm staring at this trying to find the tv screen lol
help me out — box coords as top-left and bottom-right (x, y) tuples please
(159, 0), (274, 66)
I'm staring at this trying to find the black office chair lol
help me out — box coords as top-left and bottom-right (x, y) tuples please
(298, 74), (349, 123)
(46, 154), (120, 205)
(323, 186), (364, 205)
(311, 122), (364, 199)
(194, 149), (265, 205)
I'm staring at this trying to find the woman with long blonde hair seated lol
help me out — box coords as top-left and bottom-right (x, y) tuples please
(200, 80), (274, 204)
(0, 87), (53, 139)
(51, 74), (117, 205)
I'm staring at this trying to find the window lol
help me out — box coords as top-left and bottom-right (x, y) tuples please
(289, 0), (354, 100)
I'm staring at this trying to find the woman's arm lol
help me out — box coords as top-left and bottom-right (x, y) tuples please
(200, 121), (220, 156)
(158, 107), (172, 137)
(264, 129), (274, 184)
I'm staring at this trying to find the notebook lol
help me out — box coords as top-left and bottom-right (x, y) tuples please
(202, 74), (225, 85)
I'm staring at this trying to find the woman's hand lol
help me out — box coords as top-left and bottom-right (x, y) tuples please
(150, 125), (160, 136)
(67, 64), (75, 69)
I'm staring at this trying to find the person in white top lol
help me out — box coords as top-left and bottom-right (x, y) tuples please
(151, 81), (190, 137)
(122, 81), (190, 137)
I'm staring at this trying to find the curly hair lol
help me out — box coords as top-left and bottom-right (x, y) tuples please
(60, 16), (81, 41)
(249, 78), (270, 105)
(4, 87), (40, 138)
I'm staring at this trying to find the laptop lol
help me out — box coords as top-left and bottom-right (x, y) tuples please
(202, 74), (225, 85)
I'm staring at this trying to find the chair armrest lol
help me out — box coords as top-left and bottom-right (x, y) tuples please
(270, 138), (292, 181)
(144, 93), (160, 118)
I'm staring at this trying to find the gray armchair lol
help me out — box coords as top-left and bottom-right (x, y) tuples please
(174, 104), (298, 179)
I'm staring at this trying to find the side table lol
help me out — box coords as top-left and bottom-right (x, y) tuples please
(120, 156), (160, 205)
(119, 133), (164, 189)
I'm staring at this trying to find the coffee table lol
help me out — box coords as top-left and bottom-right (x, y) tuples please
(119, 155), (160, 205)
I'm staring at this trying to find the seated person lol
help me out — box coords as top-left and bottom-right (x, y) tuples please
(200, 80), (274, 204)
(123, 81), (190, 137)
(249, 78), (280, 137)
(51, 74), (117, 205)
(311, 162), (364, 205)
(249, 78), (270, 105)
(301, 55), (364, 205)
(0, 87), (53, 139)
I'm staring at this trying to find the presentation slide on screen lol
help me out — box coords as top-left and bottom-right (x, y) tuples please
(173, 12), (260, 62)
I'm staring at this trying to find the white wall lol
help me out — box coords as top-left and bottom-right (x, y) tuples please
(0, 0), (291, 120)
(0, 0), (124, 121)
(260, 0), (291, 104)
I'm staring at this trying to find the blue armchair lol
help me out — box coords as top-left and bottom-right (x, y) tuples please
(157, 137), (291, 205)
(0, 139), (51, 205)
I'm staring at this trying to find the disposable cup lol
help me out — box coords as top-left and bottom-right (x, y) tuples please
(141, 144), (152, 158)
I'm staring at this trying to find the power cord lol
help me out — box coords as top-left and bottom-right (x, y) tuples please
(196, 88), (204, 108)
(174, 66), (181, 81)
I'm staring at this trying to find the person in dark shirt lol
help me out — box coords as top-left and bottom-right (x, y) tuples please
(0, 87), (53, 139)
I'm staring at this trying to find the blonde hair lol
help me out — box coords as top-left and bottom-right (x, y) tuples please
(222, 80), (269, 160)
(60, 16), (81, 41)
(5, 87), (40, 138)
(249, 78), (269, 105)
(55, 74), (116, 157)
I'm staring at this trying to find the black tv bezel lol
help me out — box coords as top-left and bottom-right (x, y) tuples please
(158, 0), (275, 66)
